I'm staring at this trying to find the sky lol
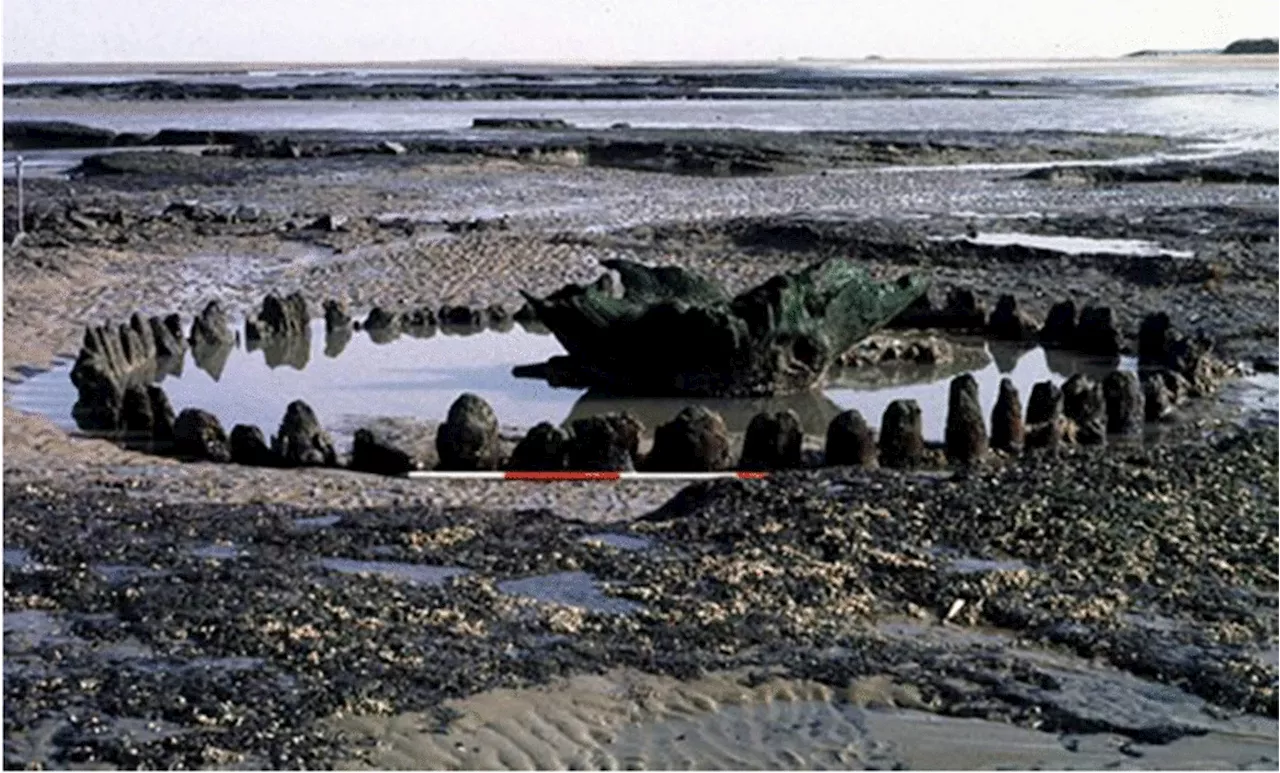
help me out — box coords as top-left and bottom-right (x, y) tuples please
(3, 0), (1278, 63)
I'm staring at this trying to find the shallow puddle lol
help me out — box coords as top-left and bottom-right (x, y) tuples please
(497, 571), (643, 615)
(1225, 372), (1280, 428)
(94, 638), (160, 661)
(1258, 644), (1280, 669)
(294, 514), (343, 530)
(189, 543), (244, 560)
(3, 611), (84, 652)
(578, 533), (653, 551)
(4, 610), (62, 637)
(3, 547), (37, 570)
(317, 558), (470, 586)
(8, 319), (1138, 446)
(183, 656), (267, 672)
(947, 557), (1033, 574)
(92, 563), (167, 584)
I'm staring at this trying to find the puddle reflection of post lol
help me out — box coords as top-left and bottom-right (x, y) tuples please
(325, 327), (353, 359)
(191, 339), (234, 381)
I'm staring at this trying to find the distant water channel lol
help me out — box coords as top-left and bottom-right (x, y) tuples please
(8, 319), (1134, 447)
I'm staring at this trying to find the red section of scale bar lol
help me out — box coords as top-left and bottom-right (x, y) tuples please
(504, 471), (622, 481)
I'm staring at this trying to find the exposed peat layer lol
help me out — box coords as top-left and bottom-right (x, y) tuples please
(3, 113), (1278, 767)
(3, 427), (1277, 767)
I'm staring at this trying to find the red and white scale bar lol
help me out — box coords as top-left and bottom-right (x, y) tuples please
(405, 471), (768, 481)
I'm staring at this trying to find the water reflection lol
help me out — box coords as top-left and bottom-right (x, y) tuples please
(988, 340), (1033, 375)
(565, 389), (846, 436)
(248, 327), (311, 370)
(497, 571), (642, 615)
(14, 319), (1136, 446)
(190, 339), (233, 381)
(324, 327), (352, 359)
(366, 325), (400, 345)
(825, 345), (1134, 442)
(1044, 346), (1119, 379)
(317, 558), (469, 586)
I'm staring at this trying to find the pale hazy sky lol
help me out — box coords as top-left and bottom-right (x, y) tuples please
(3, 0), (1278, 63)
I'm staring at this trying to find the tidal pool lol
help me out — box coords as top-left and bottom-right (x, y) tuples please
(7, 319), (1135, 447)
(316, 558), (470, 586)
(497, 571), (643, 615)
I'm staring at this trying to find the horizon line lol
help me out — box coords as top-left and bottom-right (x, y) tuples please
(7, 51), (1273, 69)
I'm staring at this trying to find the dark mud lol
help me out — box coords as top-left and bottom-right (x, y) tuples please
(4, 425), (1276, 768)
(1021, 151), (1279, 185)
(28, 125), (1174, 179)
(613, 204), (1278, 363)
(0, 65), (1092, 103)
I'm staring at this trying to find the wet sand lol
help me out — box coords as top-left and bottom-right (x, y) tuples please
(336, 666), (1276, 770)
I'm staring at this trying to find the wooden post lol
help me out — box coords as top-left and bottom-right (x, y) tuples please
(15, 154), (25, 235)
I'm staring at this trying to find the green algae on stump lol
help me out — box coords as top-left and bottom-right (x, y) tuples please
(519, 258), (929, 396)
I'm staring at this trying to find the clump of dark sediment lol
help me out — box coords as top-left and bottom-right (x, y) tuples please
(633, 211), (1238, 286)
(610, 210), (1274, 363)
(0, 193), (291, 249)
(40, 125), (1178, 184)
(472, 117), (574, 130)
(1021, 152), (1280, 186)
(640, 423), (1278, 713)
(4, 422), (1274, 768)
(2, 120), (127, 150)
(0, 64), (1183, 103)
